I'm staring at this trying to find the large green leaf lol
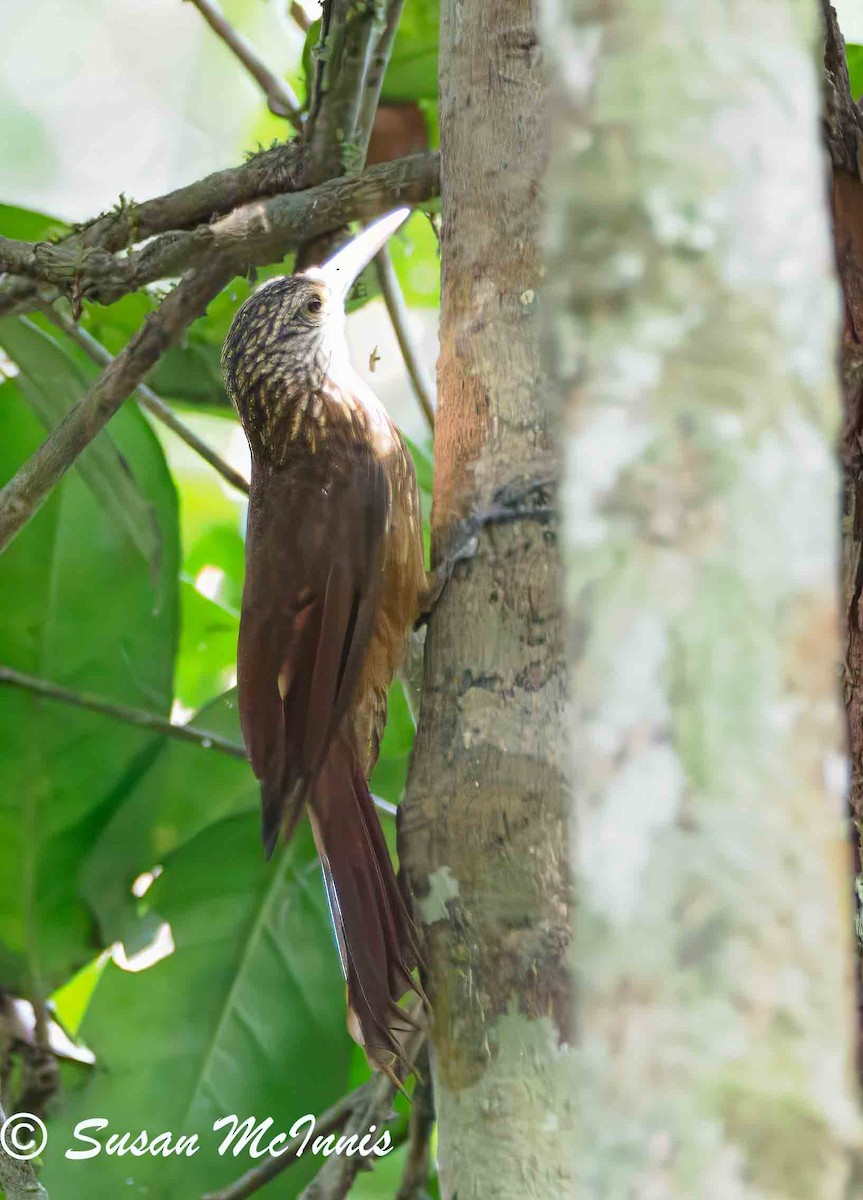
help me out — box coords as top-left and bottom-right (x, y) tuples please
(370, 680), (416, 805)
(0, 377), (179, 995)
(79, 264), (288, 407)
(176, 580), (239, 711)
(44, 813), (352, 1200)
(384, 0), (439, 102)
(0, 317), (164, 575)
(81, 692), (253, 952)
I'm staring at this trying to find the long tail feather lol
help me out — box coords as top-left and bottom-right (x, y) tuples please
(309, 736), (421, 1068)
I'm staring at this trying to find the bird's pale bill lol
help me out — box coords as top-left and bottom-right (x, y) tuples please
(317, 208), (411, 300)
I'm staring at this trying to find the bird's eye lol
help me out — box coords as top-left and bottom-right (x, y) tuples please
(304, 296), (323, 316)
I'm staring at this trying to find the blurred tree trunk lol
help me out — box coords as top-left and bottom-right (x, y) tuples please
(398, 0), (573, 1196)
(539, 0), (863, 1194)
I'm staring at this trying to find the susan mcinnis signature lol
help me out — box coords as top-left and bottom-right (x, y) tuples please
(0, 1112), (395, 1163)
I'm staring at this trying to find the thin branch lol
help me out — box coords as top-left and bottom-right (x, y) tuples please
(0, 254), (236, 553)
(0, 142), (303, 321)
(0, 1102), (49, 1199)
(290, 2), (312, 33)
(187, 0), (303, 127)
(296, 1055), (414, 1200)
(0, 665), (247, 759)
(305, 1), (404, 184)
(40, 305), (250, 495)
(206, 1010), (426, 1200)
(296, 0), (405, 269)
(304, 1), (385, 183)
(0, 665), (398, 821)
(375, 245), (435, 432)
(356, 0), (405, 150)
(201, 1084), (372, 1200)
(0, 239), (41, 279)
(0, 153), (439, 311)
(81, 144), (303, 256)
(395, 1044), (434, 1200)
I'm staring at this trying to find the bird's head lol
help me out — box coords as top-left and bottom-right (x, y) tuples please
(222, 208), (410, 456)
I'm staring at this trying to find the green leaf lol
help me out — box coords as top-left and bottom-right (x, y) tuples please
(370, 680), (416, 805)
(51, 956), (107, 1036)
(0, 317), (164, 581)
(0, 202), (67, 242)
(175, 581), (239, 712)
(849, 44), (863, 102)
(79, 268), (288, 407)
(352, 1144), (410, 1198)
(81, 691), (253, 952)
(388, 210), (441, 309)
(383, 0), (439, 103)
(44, 814), (352, 1200)
(0, 377), (179, 995)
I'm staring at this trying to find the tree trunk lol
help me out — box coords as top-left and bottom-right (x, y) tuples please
(823, 12), (863, 1053)
(398, 0), (573, 1197)
(539, 0), (863, 1193)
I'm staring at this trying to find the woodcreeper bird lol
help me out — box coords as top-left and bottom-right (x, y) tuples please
(222, 210), (426, 1068)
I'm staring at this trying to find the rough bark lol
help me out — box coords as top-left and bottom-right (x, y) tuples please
(821, 0), (863, 1064)
(539, 0), (863, 1195)
(399, 1), (573, 1198)
(823, 3), (863, 836)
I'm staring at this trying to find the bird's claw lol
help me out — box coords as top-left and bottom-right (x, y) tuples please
(415, 479), (556, 627)
(415, 519), (481, 627)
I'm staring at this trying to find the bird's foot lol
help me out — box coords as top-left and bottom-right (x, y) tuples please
(415, 519), (480, 627)
(415, 476), (555, 626)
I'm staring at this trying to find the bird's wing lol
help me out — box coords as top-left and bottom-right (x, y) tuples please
(237, 449), (389, 855)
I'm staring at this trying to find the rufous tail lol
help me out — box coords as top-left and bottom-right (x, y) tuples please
(309, 735), (423, 1068)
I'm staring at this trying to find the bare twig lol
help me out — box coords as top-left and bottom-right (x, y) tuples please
(40, 304), (250, 495)
(375, 245), (435, 432)
(0, 153), (439, 312)
(296, 1064), (409, 1200)
(0, 254), (237, 552)
(306, 0), (405, 183)
(290, 2), (312, 33)
(0, 1102), (48, 1199)
(187, 0), (303, 127)
(0, 158), (437, 549)
(395, 1044), (434, 1200)
(78, 144), (302, 255)
(297, 0), (405, 268)
(0, 665), (247, 759)
(0, 665), (399, 819)
(206, 1010), (426, 1200)
(304, 1), (390, 183)
(356, 0), (405, 150)
(201, 1084), (372, 1200)
(0, 142), (304, 321)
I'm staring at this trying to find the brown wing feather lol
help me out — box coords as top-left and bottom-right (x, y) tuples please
(238, 446), (388, 855)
